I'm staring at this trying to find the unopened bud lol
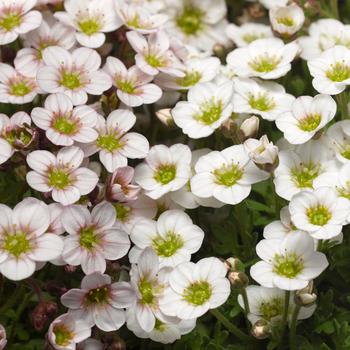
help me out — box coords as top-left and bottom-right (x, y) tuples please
(45, 301), (58, 317)
(157, 108), (174, 126)
(295, 281), (317, 306)
(64, 265), (77, 273)
(213, 43), (226, 61)
(228, 271), (249, 288)
(251, 319), (270, 340)
(225, 257), (245, 272)
(31, 302), (49, 331)
(239, 116), (259, 141)
(247, 3), (266, 18)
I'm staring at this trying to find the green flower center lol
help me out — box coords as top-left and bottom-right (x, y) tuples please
(176, 70), (201, 87)
(3, 126), (32, 147)
(139, 278), (155, 305)
(341, 144), (350, 159)
(116, 79), (135, 93)
(0, 12), (21, 31)
(298, 114), (321, 132)
(114, 203), (131, 222)
(213, 163), (243, 187)
(97, 133), (123, 152)
(242, 33), (267, 44)
(60, 72), (81, 90)
(152, 232), (184, 257)
(176, 6), (204, 36)
(52, 116), (77, 135)
(53, 325), (73, 346)
(195, 99), (223, 125)
(291, 162), (320, 189)
(248, 93), (275, 111)
(48, 169), (71, 189)
(249, 55), (282, 73)
(3, 232), (31, 258)
(183, 281), (212, 305)
(79, 226), (98, 250)
(338, 183), (350, 200)
(326, 62), (350, 82)
(126, 14), (141, 29)
(307, 205), (332, 226)
(154, 164), (176, 185)
(276, 16), (294, 26)
(37, 41), (55, 60)
(259, 298), (284, 321)
(78, 18), (101, 36)
(273, 253), (304, 278)
(145, 54), (164, 68)
(154, 318), (166, 331)
(85, 286), (109, 305)
(10, 82), (31, 97)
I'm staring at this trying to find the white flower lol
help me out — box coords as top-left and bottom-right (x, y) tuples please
(172, 81), (233, 138)
(326, 120), (350, 163)
(227, 38), (299, 79)
(31, 93), (99, 146)
(226, 22), (273, 47)
(48, 313), (91, 350)
(269, 4), (305, 37)
(0, 63), (38, 104)
(298, 19), (350, 60)
(54, 0), (122, 48)
(191, 145), (269, 205)
(104, 57), (162, 107)
(289, 187), (350, 240)
(61, 202), (130, 275)
(0, 324), (6, 350)
(37, 46), (111, 105)
(273, 140), (339, 200)
(126, 30), (184, 77)
(0, 0), (42, 45)
(0, 198), (63, 281)
(129, 210), (204, 267)
(0, 112), (33, 165)
(276, 94), (336, 144)
(233, 78), (295, 121)
(258, 0), (288, 9)
(244, 135), (279, 165)
(126, 309), (196, 344)
(238, 286), (316, 326)
(135, 144), (192, 199)
(26, 146), (99, 205)
(79, 109), (149, 173)
(61, 272), (136, 331)
(14, 17), (76, 77)
(250, 231), (328, 290)
(159, 257), (230, 319)
(308, 45), (350, 95)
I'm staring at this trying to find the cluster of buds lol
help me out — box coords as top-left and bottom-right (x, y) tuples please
(31, 301), (58, 332)
(225, 257), (249, 289)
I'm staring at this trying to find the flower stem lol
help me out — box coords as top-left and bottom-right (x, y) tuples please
(210, 308), (253, 342)
(289, 305), (301, 350)
(336, 91), (348, 120)
(240, 287), (250, 314)
(278, 290), (291, 349)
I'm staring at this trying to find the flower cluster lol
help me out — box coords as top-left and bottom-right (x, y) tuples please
(0, 0), (349, 349)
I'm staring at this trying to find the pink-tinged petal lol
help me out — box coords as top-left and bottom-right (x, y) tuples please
(149, 30), (170, 53)
(57, 146), (84, 169)
(10, 111), (31, 126)
(126, 31), (148, 53)
(81, 272), (111, 290)
(101, 229), (130, 260)
(136, 305), (155, 332)
(45, 92), (73, 114)
(117, 90), (143, 107)
(0, 31), (17, 45)
(0, 63), (15, 82)
(73, 168), (99, 195)
(70, 89), (88, 105)
(106, 109), (136, 132)
(110, 282), (136, 308)
(138, 247), (159, 279)
(93, 305), (126, 331)
(52, 187), (81, 206)
(42, 46), (72, 68)
(85, 70), (112, 95)
(137, 83), (162, 104)
(104, 56), (127, 78)
(129, 66), (153, 85)
(61, 289), (86, 309)
(36, 66), (61, 93)
(29, 233), (63, 261)
(120, 132), (149, 159)
(72, 127), (98, 143)
(0, 139), (12, 164)
(0, 204), (12, 232)
(81, 251), (106, 275)
(75, 32), (106, 49)
(99, 150), (127, 173)
(26, 171), (51, 192)
(15, 11), (42, 34)
(31, 107), (52, 130)
(62, 236), (83, 265)
(46, 129), (74, 146)
(13, 197), (50, 236)
(72, 47), (101, 72)
(21, 0), (37, 13)
(91, 202), (115, 231)
(72, 106), (98, 127)
(62, 205), (91, 234)
(0, 256), (35, 281)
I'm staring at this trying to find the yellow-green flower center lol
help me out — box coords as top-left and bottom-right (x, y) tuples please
(116, 79), (135, 94)
(154, 318), (166, 331)
(291, 162), (320, 189)
(183, 281), (212, 305)
(48, 169), (71, 189)
(273, 253), (304, 278)
(3, 232), (31, 258)
(248, 93), (276, 111)
(0, 12), (21, 31)
(10, 81), (31, 97)
(79, 226), (98, 250)
(259, 298), (284, 321)
(154, 164), (176, 185)
(3, 126), (32, 147)
(78, 18), (101, 36)
(176, 70), (201, 87)
(242, 33), (267, 44)
(139, 278), (155, 305)
(60, 72), (82, 90)
(114, 203), (131, 222)
(152, 232), (184, 257)
(326, 62), (350, 82)
(298, 114), (321, 132)
(145, 54), (164, 68)
(276, 16), (294, 27)
(126, 14), (142, 29)
(85, 286), (109, 305)
(176, 6), (204, 36)
(338, 183), (350, 200)
(195, 99), (223, 125)
(52, 116), (77, 135)
(341, 144), (350, 159)
(249, 55), (282, 73)
(53, 324), (74, 346)
(97, 133), (123, 152)
(214, 163), (243, 187)
(307, 205), (332, 226)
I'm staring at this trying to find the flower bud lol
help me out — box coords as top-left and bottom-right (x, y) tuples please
(251, 319), (270, 340)
(0, 325), (7, 350)
(45, 301), (58, 317)
(247, 3), (266, 18)
(228, 271), (249, 288)
(156, 108), (174, 126)
(239, 116), (259, 141)
(225, 257), (245, 272)
(64, 264), (77, 273)
(213, 43), (226, 61)
(295, 281), (317, 306)
(31, 302), (49, 332)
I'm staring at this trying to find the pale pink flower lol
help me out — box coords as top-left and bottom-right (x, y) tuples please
(37, 46), (112, 105)
(31, 93), (99, 146)
(104, 57), (162, 107)
(0, 0), (42, 45)
(26, 146), (99, 205)
(61, 202), (130, 275)
(0, 324), (6, 350)
(0, 197), (63, 281)
(61, 272), (136, 331)
(79, 109), (149, 173)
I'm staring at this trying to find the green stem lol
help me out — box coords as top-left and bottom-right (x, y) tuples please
(289, 305), (301, 350)
(336, 91), (348, 120)
(0, 284), (26, 314)
(210, 309), (253, 343)
(331, 0), (339, 19)
(278, 291), (291, 349)
(240, 287), (250, 314)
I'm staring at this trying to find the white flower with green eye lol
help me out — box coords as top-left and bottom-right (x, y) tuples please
(276, 94), (337, 144)
(326, 120), (350, 163)
(171, 81), (234, 138)
(227, 38), (299, 79)
(135, 144), (192, 200)
(159, 257), (230, 319)
(129, 210), (204, 267)
(289, 187), (350, 240)
(308, 45), (350, 95)
(250, 231), (328, 290)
